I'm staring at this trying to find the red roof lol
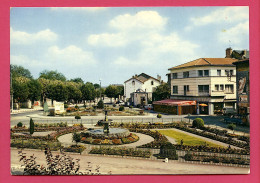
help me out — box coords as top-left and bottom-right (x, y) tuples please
(153, 99), (196, 106)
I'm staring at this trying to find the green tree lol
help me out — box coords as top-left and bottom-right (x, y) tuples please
(80, 82), (96, 102)
(70, 78), (84, 84)
(11, 64), (33, 79)
(97, 99), (104, 109)
(12, 77), (29, 108)
(46, 81), (68, 102)
(29, 118), (34, 135)
(66, 82), (82, 103)
(72, 133), (81, 145)
(115, 85), (124, 99)
(152, 83), (170, 101)
(105, 85), (118, 100)
(27, 79), (42, 103)
(39, 70), (66, 82)
(93, 83), (100, 89)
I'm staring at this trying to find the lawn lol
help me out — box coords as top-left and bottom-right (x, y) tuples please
(157, 129), (225, 148)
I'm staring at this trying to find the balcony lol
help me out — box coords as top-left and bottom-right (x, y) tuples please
(198, 92), (210, 96)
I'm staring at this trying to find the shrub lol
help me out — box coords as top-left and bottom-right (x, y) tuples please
(75, 105), (79, 110)
(73, 133), (81, 145)
(157, 114), (162, 118)
(17, 122), (23, 128)
(159, 142), (178, 160)
(192, 118), (204, 128)
(92, 139), (101, 145)
(129, 105), (133, 109)
(75, 114), (81, 120)
(97, 100), (104, 109)
(64, 104), (68, 108)
(227, 123), (236, 131)
(119, 106), (124, 111)
(112, 139), (122, 145)
(184, 151), (193, 161)
(29, 118), (34, 135)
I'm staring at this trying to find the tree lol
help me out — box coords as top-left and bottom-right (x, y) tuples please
(115, 85), (124, 99)
(97, 99), (104, 109)
(11, 64), (32, 79)
(105, 85), (118, 101)
(66, 82), (82, 103)
(46, 81), (68, 102)
(39, 70), (66, 82)
(70, 78), (84, 84)
(73, 133), (81, 145)
(27, 79), (42, 103)
(93, 83), (100, 89)
(12, 77), (29, 107)
(152, 83), (170, 101)
(29, 118), (34, 135)
(80, 82), (96, 102)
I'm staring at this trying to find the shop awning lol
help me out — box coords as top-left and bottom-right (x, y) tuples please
(153, 99), (196, 106)
(199, 103), (208, 107)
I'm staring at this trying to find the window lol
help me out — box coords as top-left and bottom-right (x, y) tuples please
(225, 85), (234, 93)
(151, 81), (154, 85)
(220, 85), (224, 91)
(172, 73), (177, 79)
(225, 70), (234, 76)
(198, 70), (203, 77)
(230, 70), (234, 76)
(132, 80), (135, 85)
(217, 70), (221, 76)
(198, 85), (209, 93)
(183, 71), (189, 78)
(204, 70), (209, 76)
(173, 86), (178, 94)
(215, 85), (219, 91)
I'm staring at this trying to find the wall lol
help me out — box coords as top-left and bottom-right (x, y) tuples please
(124, 79), (143, 99)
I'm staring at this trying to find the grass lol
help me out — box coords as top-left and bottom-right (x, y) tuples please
(157, 129), (225, 148)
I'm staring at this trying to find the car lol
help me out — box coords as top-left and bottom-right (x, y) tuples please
(116, 100), (125, 106)
(223, 107), (236, 116)
(144, 104), (153, 110)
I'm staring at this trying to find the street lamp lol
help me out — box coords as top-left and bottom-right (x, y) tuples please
(99, 79), (102, 101)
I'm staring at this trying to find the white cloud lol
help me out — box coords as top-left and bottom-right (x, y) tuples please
(10, 28), (58, 45)
(218, 21), (249, 45)
(87, 11), (168, 47)
(47, 45), (96, 65)
(109, 11), (167, 32)
(88, 33), (127, 47)
(10, 55), (45, 67)
(50, 7), (107, 12)
(190, 6), (249, 26)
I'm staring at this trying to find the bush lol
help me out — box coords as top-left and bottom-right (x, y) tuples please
(157, 114), (162, 118)
(159, 142), (178, 160)
(75, 105), (79, 110)
(97, 100), (104, 109)
(75, 114), (81, 120)
(73, 133), (81, 144)
(119, 106), (124, 111)
(129, 106), (133, 109)
(17, 122), (23, 128)
(29, 118), (34, 135)
(227, 123), (236, 131)
(192, 118), (204, 128)
(64, 104), (68, 108)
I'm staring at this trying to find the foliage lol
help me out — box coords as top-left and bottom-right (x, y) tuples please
(159, 142), (178, 160)
(227, 123), (236, 131)
(73, 133), (81, 145)
(63, 145), (86, 153)
(105, 85), (118, 99)
(119, 106), (124, 111)
(70, 77), (84, 84)
(17, 149), (103, 175)
(27, 79), (42, 103)
(97, 99), (104, 109)
(11, 139), (61, 150)
(94, 83), (100, 89)
(75, 114), (81, 120)
(17, 122), (23, 128)
(12, 78), (29, 103)
(192, 118), (204, 128)
(29, 118), (34, 135)
(11, 64), (32, 79)
(89, 147), (151, 158)
(152, 83), (170, 101)
(157, 114), (162, 118)
(81, 82), (96, 101)
(39, 70), (66, 82)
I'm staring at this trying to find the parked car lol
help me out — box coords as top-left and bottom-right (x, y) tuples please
(144, 104), (153, 110)
(116, 100), (125, 106)
(223, 107), (236, 116)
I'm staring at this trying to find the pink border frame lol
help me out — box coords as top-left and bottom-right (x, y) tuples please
(1, 0), (259, 182)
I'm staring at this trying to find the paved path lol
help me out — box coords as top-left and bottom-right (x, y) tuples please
(57, 132), (154, 148)
(11, 148), (249, 175)
(158, 128), (241, 149)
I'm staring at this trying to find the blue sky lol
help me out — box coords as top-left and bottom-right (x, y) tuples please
(10, 7), (249, 86)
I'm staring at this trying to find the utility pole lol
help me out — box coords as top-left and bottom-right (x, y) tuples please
(99, 79), (102, 101)
(10, 73), (13, 113)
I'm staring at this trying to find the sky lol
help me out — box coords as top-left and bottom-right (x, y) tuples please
(10, 6), (249, 86)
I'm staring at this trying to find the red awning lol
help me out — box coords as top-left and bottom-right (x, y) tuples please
(153, 99), (196, 106)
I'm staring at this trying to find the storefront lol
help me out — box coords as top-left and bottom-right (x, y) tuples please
(153, 99), (197, 115)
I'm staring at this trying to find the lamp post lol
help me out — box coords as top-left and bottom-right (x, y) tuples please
(99, 79), (102, 101)
(10, 73), (13, 113)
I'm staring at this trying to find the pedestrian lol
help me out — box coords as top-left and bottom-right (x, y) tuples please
(180, 139), (183, 146)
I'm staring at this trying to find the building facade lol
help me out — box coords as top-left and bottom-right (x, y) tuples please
(167, 57), (238, 115)
(124, 73), (161, 101)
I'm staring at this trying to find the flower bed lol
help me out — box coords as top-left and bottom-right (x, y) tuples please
(11, 139), (62, 151)
(79, 133), (139, 145)
(89, 147), (151, 158)
(183, 152), (250, 165)
(63, 145), (86, 153)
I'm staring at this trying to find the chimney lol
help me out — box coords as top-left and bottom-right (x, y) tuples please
(225, 47), (232, 58)
(157, 75), (161, 81)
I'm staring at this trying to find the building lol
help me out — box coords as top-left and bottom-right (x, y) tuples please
(233, 59), (250, 123)
(225, 47), (249, 60)
(130, 89), (149, 106)
(124, 73), (162, 103)
(165, 55), (238, 115)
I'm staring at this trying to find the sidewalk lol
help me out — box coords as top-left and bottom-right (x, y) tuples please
(11, 108), (43, 115)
